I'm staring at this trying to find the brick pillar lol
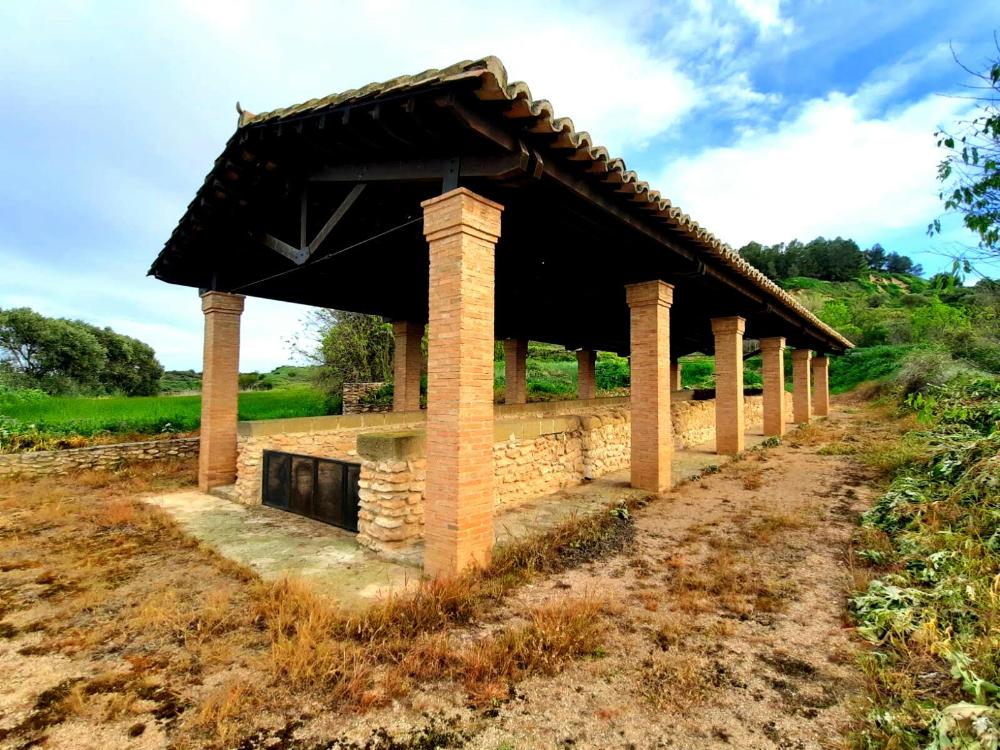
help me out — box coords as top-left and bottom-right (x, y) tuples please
(503, 338), (527, 405)
(760, 337), (787, 437)
(670, 361), (682, 391)
(792, 349), (813, 424)
(421, 188), (502, 578)
(392, 321), (423, 412)
(577, 349), (597, 400)
(625, 280), (674, 493)
(812, 354), (830, 417)
(711, 316), (746, 455)
(198, 291), (245, 492)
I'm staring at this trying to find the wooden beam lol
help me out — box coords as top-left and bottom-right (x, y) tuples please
(309, 153), (528, 183)
(299, 188), (308, 249)
(258, 233), (307, 264)
(308, 183), (366, 256)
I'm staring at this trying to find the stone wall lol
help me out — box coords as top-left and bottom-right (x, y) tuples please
(234, 393), (800, 556)
(235, 411), (425, 504)
(494, 419), (585, 506)
(0, 437), (199, 479)
(580, 410), (631, 479)
(355, 432), (426, 557)
(342, 382), (391, 414)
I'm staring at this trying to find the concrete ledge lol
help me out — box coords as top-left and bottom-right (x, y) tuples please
(494, 396), (629, 417)
(238, 397), (635, 438)
(357, 431), (427, 460)
(237, 410), (426, 438)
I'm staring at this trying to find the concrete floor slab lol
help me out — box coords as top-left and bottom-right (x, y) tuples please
(144, 427), (775, 610)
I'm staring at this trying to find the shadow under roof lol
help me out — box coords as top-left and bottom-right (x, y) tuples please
(150, 57), (852, 356)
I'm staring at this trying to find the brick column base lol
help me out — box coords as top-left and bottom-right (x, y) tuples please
(711, 317), (746, 455)
(199, 291), (245, 491)
(760, 337), (787, 437)
(577, 349), (596, 400)
(422, 188), (502, 578)
(503, 339), (527, 405)
(625, 280), (674, 493)
(792, 349), (813, 424)
(812, 355), (830, 417)
(392, 321), (424, 412)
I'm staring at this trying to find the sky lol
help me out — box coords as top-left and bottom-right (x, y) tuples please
(1, 0), (996, 371)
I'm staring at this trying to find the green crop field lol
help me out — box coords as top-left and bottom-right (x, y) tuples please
(1, 389), (332, 440)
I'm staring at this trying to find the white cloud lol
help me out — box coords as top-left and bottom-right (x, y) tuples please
(657, 90), (974, 248)
(0, 248), (309, 372)
(731, 0), (793, 35)
(162, 0), (703, 155)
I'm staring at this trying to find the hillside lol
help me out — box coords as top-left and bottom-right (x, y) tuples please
(778, 271), (1000, 392)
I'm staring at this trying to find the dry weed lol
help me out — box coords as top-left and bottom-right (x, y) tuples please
(460, 598), (606, 703)
(739, 467), (764, 491)
(641, 652), (707, 708)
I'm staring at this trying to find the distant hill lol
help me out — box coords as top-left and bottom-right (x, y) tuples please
(160, 365), (321, 394)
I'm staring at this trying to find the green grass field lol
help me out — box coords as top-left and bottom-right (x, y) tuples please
(1, 389), (332, 438)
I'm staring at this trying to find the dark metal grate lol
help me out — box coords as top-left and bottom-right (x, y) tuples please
(262, 450), (360, 532)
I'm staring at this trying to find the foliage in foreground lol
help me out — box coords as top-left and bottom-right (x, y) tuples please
(849, 377), (1000, 749)
(930, 43), (1000, 256)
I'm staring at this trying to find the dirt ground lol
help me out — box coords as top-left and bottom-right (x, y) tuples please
(0, 400), (894, 749)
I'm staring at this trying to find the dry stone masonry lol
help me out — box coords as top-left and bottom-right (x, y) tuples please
(356, 432), (426, 557)
(342, 382), (392, 414)
(0, 437), (199, 479)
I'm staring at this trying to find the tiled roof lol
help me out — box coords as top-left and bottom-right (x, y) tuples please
(239, 57), (852, 350)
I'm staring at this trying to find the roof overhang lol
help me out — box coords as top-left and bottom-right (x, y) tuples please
(150, 57), (853, 355)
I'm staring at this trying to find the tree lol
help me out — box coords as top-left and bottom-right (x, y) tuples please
(0, 308), (164, 395)
(82, 324), (164, 396)
(930, 40), (1000, 257)
(0, 308), (105, 392)
(294, 309), (395, 396)
(864, 243), (888, 271)
(884, 252), (922, 276)
(738, 236), (870, 281)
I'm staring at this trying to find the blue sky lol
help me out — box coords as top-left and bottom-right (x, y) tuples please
(0, 1), (995, 370)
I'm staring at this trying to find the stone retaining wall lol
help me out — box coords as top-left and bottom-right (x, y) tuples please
(235, 393), (792, 510)
(342, 382), (391, 414)
(0, 437), (199, 479)
(355, 432), (426, 557)
(494, 421), (585, 506)
(235, 411), (425, 504)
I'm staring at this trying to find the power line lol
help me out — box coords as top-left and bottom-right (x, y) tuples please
(229, 216), (422, 294)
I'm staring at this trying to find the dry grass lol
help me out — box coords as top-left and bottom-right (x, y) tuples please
(738, 466), (764, 490)
(0, 458), (632, 748)
(459, 598), (607, 703)
(640, 651), (709, 708)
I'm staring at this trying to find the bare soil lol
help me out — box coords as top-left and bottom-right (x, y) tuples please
(0, 402), (893, 749)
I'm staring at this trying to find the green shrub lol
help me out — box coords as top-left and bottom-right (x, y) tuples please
(359, 382), (393, 407)
(893, 349), (983, 397)
(680, 357), (714, 389)
(828, 345), (916, 393)
(850, 378), (1000, 748)
(596, 354), (629, 389)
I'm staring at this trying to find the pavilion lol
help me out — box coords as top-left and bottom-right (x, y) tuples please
(151, 57), (852, 578)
